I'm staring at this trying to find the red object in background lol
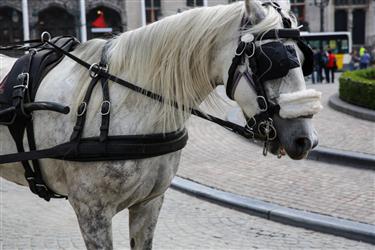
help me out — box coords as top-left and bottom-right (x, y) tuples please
(91, 11), (108, 28)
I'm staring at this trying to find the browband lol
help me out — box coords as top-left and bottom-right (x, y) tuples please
(254, 29), (301, 40)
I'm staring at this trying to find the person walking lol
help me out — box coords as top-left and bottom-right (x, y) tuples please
(312, 48), (322, 84)
(359, 50), (371, 69)
(326, 50), (337, 83)
(320, 49), (328, 83)
(311, 48), (322, 84)
(349, 50), (360, 71)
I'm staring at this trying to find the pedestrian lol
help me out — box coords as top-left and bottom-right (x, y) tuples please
(319, 49), (328, 83)
(311, 48), (322, 84)
(349, 50), (360, 71)
(359, 49), (371, 69)
(325, 49), (337, 83)
(359, 46), (366, 57)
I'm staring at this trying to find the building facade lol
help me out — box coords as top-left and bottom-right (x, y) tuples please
(0, 0), (374, 47)
(293, 0), (375, 47)
(0, 0), (127, 44)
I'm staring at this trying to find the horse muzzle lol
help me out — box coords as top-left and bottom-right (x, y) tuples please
(271, 114), (318, 160)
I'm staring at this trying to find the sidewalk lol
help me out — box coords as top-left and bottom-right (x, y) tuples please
(177, 81), (375, 226)
(309, 82), (374, 155)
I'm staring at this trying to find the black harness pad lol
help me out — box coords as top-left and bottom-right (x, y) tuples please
(0, 36), (79, 124)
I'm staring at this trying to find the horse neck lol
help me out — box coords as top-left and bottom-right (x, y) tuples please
(106, 5), (243, 134)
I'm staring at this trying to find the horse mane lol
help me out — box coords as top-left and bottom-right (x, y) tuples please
(72, 1), (296, 131)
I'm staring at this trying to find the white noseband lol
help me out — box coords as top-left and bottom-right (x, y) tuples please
(277, 89), (323, 119)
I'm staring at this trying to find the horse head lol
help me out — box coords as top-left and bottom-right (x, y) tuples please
(220, 0), (322, 159)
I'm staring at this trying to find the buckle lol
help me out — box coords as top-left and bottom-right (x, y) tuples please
(77, 102), (87, 117)
(100, 100), (111, 115)
(89, 63), (108, 78)
(13, 73), (29, 90)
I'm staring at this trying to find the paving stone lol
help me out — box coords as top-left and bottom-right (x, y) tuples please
(1, 179), (373, 249)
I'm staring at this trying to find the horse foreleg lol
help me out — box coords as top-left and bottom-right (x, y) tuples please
(128, 195), (164, 250)
(69, 198), (115, 250)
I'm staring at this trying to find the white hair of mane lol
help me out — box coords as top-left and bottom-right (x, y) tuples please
(71, 1), (297, 132)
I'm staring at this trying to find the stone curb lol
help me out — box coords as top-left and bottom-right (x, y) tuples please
(308, 146), (375, 170)
(328, 93), (375, 122)
(171, 176), (375, 245)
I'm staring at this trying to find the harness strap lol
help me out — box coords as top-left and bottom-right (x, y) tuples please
(0, 130), (189, 164)
(11, 48), (67, 201)
(70, 76), (101, 141)
(99, 43), (111, 142)
(100, 78), (110, 142)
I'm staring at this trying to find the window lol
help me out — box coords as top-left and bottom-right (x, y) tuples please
(187, 0), (203, 7)
(335, 0), (368, 5)
(290, 0), (305, 21)
(146, 0), (161, 23)
(334, 9), (348, 31)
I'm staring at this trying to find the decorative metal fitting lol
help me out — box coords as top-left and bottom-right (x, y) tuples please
(41, 31), (51, 43)
(13, 73), (30, 90)
(89, 63), (108, 78)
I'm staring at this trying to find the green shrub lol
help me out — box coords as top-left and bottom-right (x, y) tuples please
(339, 68), (375, 110)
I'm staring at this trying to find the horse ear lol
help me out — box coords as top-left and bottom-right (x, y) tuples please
(244, 0), (266, 24)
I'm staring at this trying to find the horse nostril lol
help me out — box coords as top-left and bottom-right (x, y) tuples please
(295, 137), (312, 151)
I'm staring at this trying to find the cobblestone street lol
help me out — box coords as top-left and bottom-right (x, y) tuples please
(1, 179), (373, 250)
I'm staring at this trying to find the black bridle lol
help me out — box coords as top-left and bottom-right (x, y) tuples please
(225, 2), (314, 155)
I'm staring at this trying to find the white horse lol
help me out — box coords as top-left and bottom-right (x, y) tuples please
(0, 0), (322, 249)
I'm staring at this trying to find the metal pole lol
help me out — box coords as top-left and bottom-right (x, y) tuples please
(79, 0), (87, 42)
(140, 0), (146, 26)
(22, 0), (30, 40)
(320, 5), (324, 32)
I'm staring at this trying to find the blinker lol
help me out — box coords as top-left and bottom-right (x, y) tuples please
(255, 42), (300, 82)
(297, 39), (314, 76)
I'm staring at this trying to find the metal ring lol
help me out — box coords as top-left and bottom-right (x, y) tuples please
(235, 42), (246, 56)
(89, 63), (108, 78)
(245, 42), (255, 58)
(245, 116), (256, 128)
(77, 102), (87, 117)
(267, 124), (277, 141)
(257, 96), (268, 112)
(100, 100), (111, 116)
(257, 121), (268, 138)
(89, 63), (100, 78)
(41, 31), (51, 43)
